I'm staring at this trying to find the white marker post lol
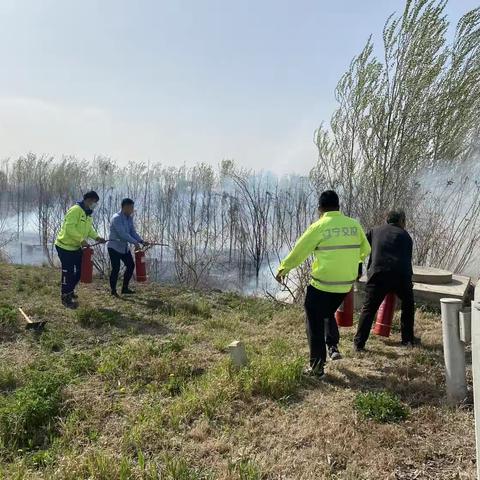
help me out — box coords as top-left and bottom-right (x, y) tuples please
(227, 340), (248, 369)
(440, 298), (467, 406)
(471, 281), (480, 480)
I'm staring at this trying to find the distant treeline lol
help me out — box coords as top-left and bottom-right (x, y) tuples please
(0, 154), (479, 293)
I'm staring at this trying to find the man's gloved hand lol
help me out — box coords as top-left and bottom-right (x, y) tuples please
(96, 237), (106, 244)
(81, 240), (89, 248)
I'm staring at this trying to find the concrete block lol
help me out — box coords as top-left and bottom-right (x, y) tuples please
(412, 266), (452, 285)
(356, 268), (471, 310)
(227, 340), (248, 368)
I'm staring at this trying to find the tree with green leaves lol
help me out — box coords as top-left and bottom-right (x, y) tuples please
(312, 0), (480, 227)
(311, 0), (480, 272)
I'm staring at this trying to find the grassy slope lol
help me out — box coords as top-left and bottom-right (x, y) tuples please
(0, 264), (475, 480)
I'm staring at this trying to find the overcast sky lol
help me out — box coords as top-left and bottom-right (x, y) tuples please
(0, 0), (477, 174)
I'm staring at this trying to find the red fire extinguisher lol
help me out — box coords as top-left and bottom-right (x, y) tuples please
(80, 246), (94, 284)
(373, 293), (397, 337)
(135, 249), (147, 282)
(335, 288), (354, 327)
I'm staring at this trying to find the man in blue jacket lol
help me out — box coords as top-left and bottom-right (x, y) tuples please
(107, 198), (149, 296)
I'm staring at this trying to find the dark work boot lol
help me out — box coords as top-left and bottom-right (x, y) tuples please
(401, 336), (421, 348)
(121, 287), (136, 295)
(303, 362), (325, 379)
(354, 344), (367, 353)
(328, 345), (342, 360)
(61, 293), (77, 310)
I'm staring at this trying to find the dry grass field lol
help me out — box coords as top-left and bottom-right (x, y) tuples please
(0, 264), (475, 479)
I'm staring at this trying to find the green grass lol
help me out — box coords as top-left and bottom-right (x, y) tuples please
(75, 306), (120, 328)
(162, 334), (191, 353)
(144, 295), (212, 319)
(161, 456), (212, 480)
(175, 299), (212, 319)
(354, 391), (410, 423)
(39, 330), (65, 353)
(46, 450), (154, 480)
(0, 303), (18, 330)
(411, 349), (441, 367)
(0, 264), (472, 479)
(0, 366), (18, 393)
(63, 350), (98, 376)
(228, 458), (262, 480)
(43, 449), (212, 480)
(238, 354), (304, 401)
(215, 292), (279, 325)
(0, 369), (67, 452)
(15, 278), (27, 293)
(162, 364), (233, 428)
(145, 298), (177, 315)
(96, 338), (197, 392)
(131, 344), (305, 444)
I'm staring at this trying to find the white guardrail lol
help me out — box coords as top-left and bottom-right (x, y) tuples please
(472, 281), (480, 479)
(441, 285), (480, 478)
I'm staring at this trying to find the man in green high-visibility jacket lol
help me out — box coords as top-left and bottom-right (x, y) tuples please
(276, 190), (370, 378)
(55, 191), (106, 309)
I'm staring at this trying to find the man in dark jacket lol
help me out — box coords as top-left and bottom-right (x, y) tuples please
(354, 210), (417, 351)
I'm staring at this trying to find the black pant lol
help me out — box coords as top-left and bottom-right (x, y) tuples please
(56, 245), (82, 295)
(304, 285), (347, 369)
(354, 272), (415, 348)
(108, 248), (135, 293)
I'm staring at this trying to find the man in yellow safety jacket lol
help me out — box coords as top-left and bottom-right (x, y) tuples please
(276, 190), (370, 378)
(55, 191), (105, 309)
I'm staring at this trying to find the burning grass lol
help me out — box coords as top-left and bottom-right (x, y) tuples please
(0, 264), (476, 479)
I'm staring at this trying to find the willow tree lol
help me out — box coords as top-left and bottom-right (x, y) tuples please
(312, 0), (480, 228)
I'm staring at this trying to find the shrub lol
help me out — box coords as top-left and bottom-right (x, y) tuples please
(354, 391), (410, 423)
